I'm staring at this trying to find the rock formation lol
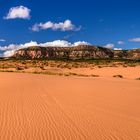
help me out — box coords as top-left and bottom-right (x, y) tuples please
(12, 45), (140, 60)
(12, 45), (114, 59)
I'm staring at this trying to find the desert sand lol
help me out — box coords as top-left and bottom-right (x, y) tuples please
(0, 72), (140, 140)
(63, 66), (140, 79)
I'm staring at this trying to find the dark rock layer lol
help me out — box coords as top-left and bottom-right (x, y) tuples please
(12, 45), (140, 60)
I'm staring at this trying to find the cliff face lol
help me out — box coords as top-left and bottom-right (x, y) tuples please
(13, 45), (114, 59)
(12, 45), (140, 60)
(114, 49), (140, 60)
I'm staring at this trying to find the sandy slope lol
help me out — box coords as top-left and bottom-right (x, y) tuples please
(63, 66), (140, 79)
(0, 72), (140, 140)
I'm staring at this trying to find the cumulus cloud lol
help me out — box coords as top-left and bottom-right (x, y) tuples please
(129, 38), (140, 42)
(0, 40), (90, 57)
(23, 41), (38, 47)
(3, 50), (15, 57)
(4, 6), (31, 19)
(0, 44), (18, 51)
(31, 20), (81, 32)
(39, 40), (72, 47)
(73, 41), (91, 46)
(114, 48), (122, 50)
(0, 39), (6, 42)
(0, 41), (37, 57)
(118, 41), (125, 45)
(39, 40), (90, 47)
(0, 44), (20, 57)
(104, 43), (115, 49)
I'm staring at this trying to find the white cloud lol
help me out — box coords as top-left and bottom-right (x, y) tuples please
(39, 40), (72, 47)
(3, 50), (15, 57)
(24, 41), (39, 47)
(0, 40), (90, 57)
(104, 43), (115, 49)
(0, 44), (20, 57)
(40, 40), (90, 47)
(129, 38), (140, 42)
(0, 41), (38, 52)
(73, 41), (91, 46)
(0, 39), (6, 42)
(4, 6), (31, 19)
(0, 44), (18, 51)
(114, 48), (122, 50)
(0, 41), (38, 57)
(31, 20), (81, 32)
(118, 41), (124, 45)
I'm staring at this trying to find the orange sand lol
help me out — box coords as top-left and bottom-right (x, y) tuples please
(63, 66), (140, 79)
(0, 72), (140, 140)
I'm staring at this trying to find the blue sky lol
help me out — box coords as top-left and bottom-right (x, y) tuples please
(0, 0), (140, 50)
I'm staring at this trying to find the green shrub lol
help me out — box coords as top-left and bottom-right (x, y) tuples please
(136, 77), (140, 80)
(91, 74), (99, 77)
(113, 75), (123, 78)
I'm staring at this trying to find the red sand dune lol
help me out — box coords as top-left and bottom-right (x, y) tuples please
(0, 72), (140, 140)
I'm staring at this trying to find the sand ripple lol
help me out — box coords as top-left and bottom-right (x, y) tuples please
(0, 73), (140, 140)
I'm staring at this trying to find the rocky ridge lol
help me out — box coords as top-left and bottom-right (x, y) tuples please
(12, 45), (140, 60)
